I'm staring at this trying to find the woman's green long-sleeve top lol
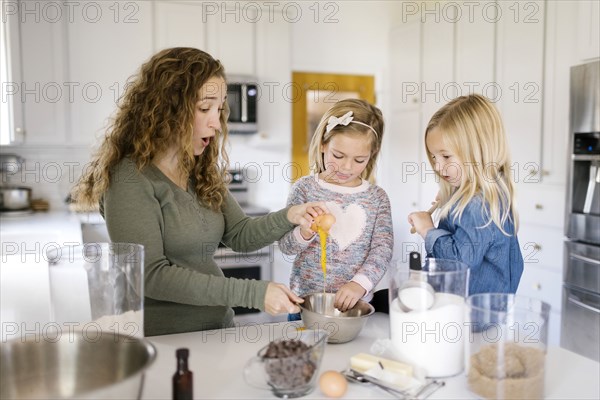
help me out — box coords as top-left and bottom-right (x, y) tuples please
(100, 158), (294, 336)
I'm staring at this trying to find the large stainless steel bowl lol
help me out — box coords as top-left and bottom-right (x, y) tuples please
(300, 293), (375, 344)
(1, 332), (156, 399)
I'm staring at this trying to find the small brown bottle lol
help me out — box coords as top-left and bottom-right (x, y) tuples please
(173, 348), (193, 400)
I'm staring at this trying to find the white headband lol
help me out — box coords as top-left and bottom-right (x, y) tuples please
(325, 111), (378, 136)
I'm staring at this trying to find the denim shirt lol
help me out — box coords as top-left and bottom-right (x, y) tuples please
(424, 196), (523, 295)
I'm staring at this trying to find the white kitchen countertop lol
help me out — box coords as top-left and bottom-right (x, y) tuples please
(0, 210), (84, 252)
(0, 211), (87, 340)
(143, 313), (600, 399)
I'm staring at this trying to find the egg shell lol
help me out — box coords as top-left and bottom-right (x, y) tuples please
(319, 370), (348, 398)
(311, 214), (337, 232)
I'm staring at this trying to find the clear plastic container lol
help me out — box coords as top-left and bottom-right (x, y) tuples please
(388, 257), (469, 378)
(48, 243), (144, 337)
(466, 293), (550, 400)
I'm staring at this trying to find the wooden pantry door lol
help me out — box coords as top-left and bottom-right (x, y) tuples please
(291, 72), (375, 181)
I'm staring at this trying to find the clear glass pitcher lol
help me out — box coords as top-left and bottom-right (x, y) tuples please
(48, 243), (144, 338)
(388, 255), (469, 378)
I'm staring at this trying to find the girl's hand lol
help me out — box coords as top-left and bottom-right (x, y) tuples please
(264, 282), (304, 315)
(407, 211), (435, 238)
(287, 202), (329, 232)
(334, 282), (366, 312)
(299, 227), (316, 240)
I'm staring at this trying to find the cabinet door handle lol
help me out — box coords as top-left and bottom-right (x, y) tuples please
(14, 127), (25, 142)
(534, 204), (543, 210)
(568, 294), (600, 314)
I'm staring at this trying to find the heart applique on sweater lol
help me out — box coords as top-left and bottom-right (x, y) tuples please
(327, 202), (367, 251)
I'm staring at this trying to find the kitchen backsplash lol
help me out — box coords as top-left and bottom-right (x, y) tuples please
(1, 138), (293, 213)
(1, 146), (93, 211)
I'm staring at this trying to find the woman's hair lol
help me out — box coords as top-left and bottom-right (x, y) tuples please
(73, 47), (230, 211)
(425, 93), (518, 234)
(308, 98), (384, 181)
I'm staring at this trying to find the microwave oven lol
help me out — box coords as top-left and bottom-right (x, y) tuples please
(226, 75), (258, 134)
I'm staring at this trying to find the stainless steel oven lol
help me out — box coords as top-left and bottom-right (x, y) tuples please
(216, 169), (271, 316)
(562, 60), (600, 362)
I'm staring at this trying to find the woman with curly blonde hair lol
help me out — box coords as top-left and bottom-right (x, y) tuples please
(74, 48), (327, 336)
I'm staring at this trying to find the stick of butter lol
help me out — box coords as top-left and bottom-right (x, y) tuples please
(350, 353), (413, 377)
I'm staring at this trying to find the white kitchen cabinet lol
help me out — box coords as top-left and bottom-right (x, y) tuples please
(518, 225), (564, 274)
(514, 185), (565, 347)
(205, 5), (256, 75)
(577, 0), (600, 61)
(420, 17), (454, 124)
(518, 264), (562, 312)
(154, 1), (256, 75)
(495, 0), (545, 181)
(419, 18), (455, 209)
(67, 1), (154, 147)
(454, 0), (495, 95)
(541, 1), (579, 186)
(517, 185), (566, 229)
(154, 1), (207, 51)
(388, 22), (422, 255)
(6, 0), (68, 145)
(271, 243), (293, 286)
(390, 22), (421, 111)
(516, 264), (562, 346)
(387, 109), (423, 257)
(255, 7), (291, 135)
(5, 1), (153, 147)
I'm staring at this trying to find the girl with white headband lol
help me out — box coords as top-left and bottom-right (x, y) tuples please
(279, 98), (393, 316)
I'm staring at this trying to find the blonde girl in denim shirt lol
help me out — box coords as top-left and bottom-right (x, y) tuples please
(408, 94), (523, 295)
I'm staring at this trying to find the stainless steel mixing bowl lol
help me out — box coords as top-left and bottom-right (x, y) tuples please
(299, 292), (375, 344)
(1, 332), (156, 399)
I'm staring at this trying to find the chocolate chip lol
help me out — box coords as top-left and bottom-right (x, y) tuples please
(262, 339), (317, 389)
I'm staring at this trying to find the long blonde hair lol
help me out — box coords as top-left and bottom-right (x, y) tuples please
(308, 98), (384, 181)
(73, 47), (230, 212)
(426, 94), (518, 234)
